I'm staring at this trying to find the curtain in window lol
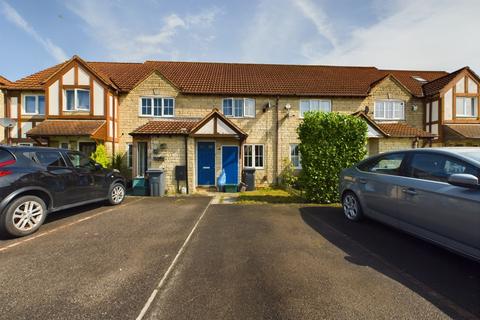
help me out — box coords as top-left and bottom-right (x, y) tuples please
(66, 90), (75, 110)
(223, 99), (233, 116)
(244, 99), (255, 117)
(77, 90), (90, 110)
(153, 98), (162, 116)
(25, 96), (36, 114)
(234, 99), (244, 117)
(38, 96), (45, 114)
(290, 144), (301, 168)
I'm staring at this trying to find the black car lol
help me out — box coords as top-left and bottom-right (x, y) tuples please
(0, 146), (126, 237)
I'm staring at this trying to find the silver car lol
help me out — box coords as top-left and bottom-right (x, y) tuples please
(339, 148), (480, 261)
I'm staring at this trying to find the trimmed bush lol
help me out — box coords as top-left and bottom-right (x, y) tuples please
(297, 112), (367, 203)
(90, 144), (110, 168)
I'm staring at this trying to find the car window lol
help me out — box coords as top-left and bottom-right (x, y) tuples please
(66, 152), (95, 170)
(358, 153), (405, 176)
(0, 150), (15, 164)
(408, 153), (479, 182)
(35, 151), (66, 167)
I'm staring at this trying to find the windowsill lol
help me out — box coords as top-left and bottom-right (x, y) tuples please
(244, 167), (264, 170)
(22, 113), (45, 116)
(373, 118), (405, 121)
(455, 115), (478, 118)
(63, 109), (91, 112)
(224, 116), (255, 119)
(138, 115), (175, 118)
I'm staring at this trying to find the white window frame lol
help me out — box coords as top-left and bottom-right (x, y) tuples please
(139, 97), (175, 117)
(243, 144), (264, 169)
(64, 89), (90, 111)
(289, 144), (301, 169)
(299, 99), (331, 118)
(374, 100), (405, 120)
(455, 96), (478, 118)
(23, 95), (45, 115)
(222, 98), (255, 118)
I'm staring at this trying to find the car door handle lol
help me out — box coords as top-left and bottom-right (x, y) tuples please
(402, 188), (417, 195)
(358, 178), (367, 184)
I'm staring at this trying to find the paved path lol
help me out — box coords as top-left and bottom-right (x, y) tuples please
(1, 199), (478, 319)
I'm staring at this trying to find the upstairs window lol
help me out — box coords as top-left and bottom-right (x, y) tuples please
(300, 100), (331, 118)
(23, 95), (45, 115)
(65, 89), (90, 111)
(140, 97), (175, 117)
(222, 98), (255, 118)
(456, 97), (478, 117)
(374, 100), (405, 120)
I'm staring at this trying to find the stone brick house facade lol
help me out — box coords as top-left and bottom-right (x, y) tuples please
(3, 56), (478, 193)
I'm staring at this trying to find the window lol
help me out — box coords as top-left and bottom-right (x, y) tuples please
(358, 153), (405, 176)
(35, 151), (66, 167)
(66, 151), (95, 170)
(290, 144), (301, 168)
(64, 89), (90, 111)
(127, 143), (133, 168)
(60, 142), (69, 149)
(244, 144), (264, 168)
(140, 97), (175, 117)
(23, 95), (45, 115)
(408, 153), (479, 182)
(299, 100), (331, 118)
(456, 97), (477, 117)
(222, 98), (255, 118)
(374, 100), (405, 120)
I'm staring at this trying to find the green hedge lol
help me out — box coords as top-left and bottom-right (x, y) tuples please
(297, 112), (367, 203)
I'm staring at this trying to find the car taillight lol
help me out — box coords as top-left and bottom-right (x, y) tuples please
(0, 170), (12, 177)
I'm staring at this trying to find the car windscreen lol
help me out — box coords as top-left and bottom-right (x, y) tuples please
(457, 151), (480, 163)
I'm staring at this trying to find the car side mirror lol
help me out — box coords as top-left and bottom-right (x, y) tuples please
(447, 174), (480, 189)
(94, 163), (102, 170)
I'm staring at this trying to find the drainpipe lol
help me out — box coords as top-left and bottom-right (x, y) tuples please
(184, 134), (189, 194)
(275, 96), (280, 185)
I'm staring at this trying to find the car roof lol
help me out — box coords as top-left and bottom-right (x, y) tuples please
(0, 145), (67, 153)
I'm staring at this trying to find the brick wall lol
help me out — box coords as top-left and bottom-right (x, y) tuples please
(378, 138), (414, 153)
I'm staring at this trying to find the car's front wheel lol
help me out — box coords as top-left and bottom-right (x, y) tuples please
(342, 191), (363, 221)
(0, 195), (47, 237)
(108, 183), (126, 205)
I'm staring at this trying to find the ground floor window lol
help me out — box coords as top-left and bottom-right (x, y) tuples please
(290, 144), (301, 168)
(79, 142), (96, 158)
(137, 142), (147, 177)
(126, 143), (133, 168)
(244, 144), (264, 168)
(60, 142), (69, 149)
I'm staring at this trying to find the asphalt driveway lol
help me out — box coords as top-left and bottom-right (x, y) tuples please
(0, 198), (478, 319)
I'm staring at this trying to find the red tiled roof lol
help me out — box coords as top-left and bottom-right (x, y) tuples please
(130, 119), (199, 135)
(443, 124), (480, 139)
(422, 67), (467, 97)
(378, 70), (448, 97)
(0, 75), (11, 86)
(7, 56), (451, 97)
(27, 120), (106, 137)
(377, 122), (435, 138)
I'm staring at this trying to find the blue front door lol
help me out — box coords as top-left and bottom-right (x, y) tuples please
(197, 142), (215, 185)
(222, 146), (239, 185)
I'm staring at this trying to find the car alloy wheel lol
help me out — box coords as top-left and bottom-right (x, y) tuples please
(111, 185), (125, 204)
(12, 200), (45, 232)
(343, 194), (359, 220)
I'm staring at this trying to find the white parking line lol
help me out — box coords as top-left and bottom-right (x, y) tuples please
(0, 198), (144, 253)
(136, 197), (213, 320)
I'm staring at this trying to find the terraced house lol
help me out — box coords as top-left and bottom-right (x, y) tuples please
(2, 56), (480, 193)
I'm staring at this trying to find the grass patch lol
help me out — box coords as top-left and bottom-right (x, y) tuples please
(237, 188), (306, 204)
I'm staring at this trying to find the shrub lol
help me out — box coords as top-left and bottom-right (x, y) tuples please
(279, 158), (298, 189)
(297, 112), (367, 203)
(90, 144), (110, 168)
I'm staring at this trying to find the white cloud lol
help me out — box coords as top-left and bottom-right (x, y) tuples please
(292, 0), (337, 48)
(315, 0), (480, 71)
(65, 1), (221, 61)
(0, 1), (68, 62)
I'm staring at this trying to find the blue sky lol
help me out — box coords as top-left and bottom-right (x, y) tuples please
(1, 0), (479, 81)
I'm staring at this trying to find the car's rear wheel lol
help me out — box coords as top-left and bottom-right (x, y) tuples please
(342, 192), (363, 221)
(108, 183), (126, 205)
(0, 195), (47, 237)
